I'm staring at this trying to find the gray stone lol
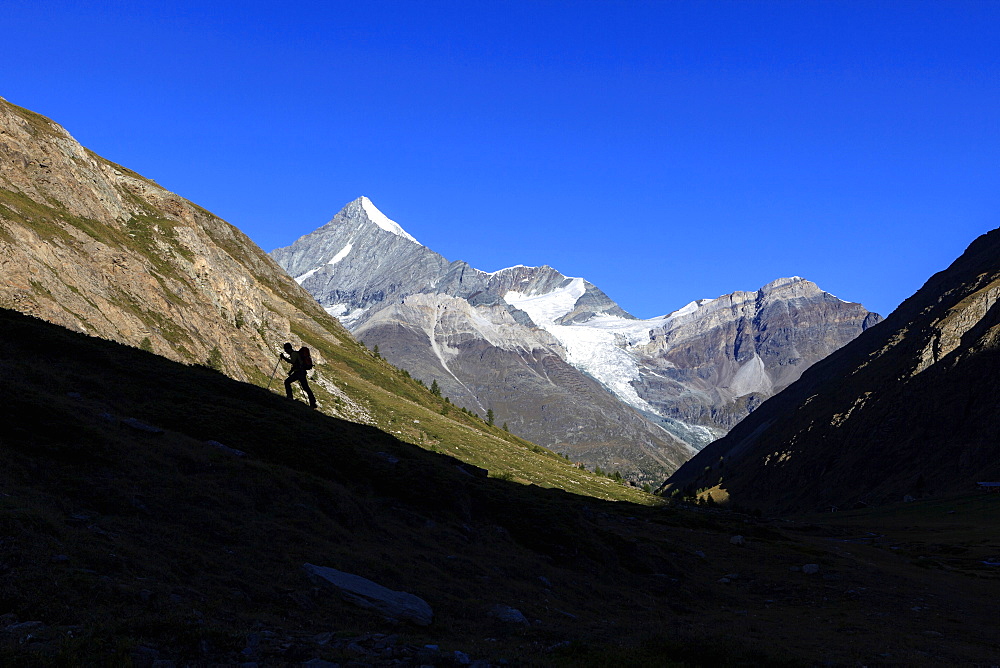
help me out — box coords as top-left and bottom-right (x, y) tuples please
(302, 563), (433, 626)
(802, 564), (820, 575)
(121, 417), (163, 434)
(206, 440), (246, 457)
(730, 535), (745, 546)
(488, 604), (529, 625)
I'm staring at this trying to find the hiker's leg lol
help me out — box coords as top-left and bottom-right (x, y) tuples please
(284, 375), (294, 399)
(300, 377), (317, 408)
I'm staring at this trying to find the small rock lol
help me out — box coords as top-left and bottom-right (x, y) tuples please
(488, 604), (529, 625)
(730, 535), (745, 546)
(301, 660), (338, 667)
(51, 554), (69, 563)
(4, 621), (44, 633)
(376, 451), (400, 464)
(311, 631), (334, 645)
(922, 630), (943, 638)
(694, 550), (706, 559)
(66, 392), (82, 399)
(206, 440), (246, 457)
(121, 417), (163, 434)
(241, 632), (261, 656)
(538, 576), (552, 588)
(717, 577), (731, 584)
(454, 650), (472, 664)
(802, 564), (820, 575)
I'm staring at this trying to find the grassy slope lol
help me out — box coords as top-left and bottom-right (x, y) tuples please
(3, 308), (1000, 666)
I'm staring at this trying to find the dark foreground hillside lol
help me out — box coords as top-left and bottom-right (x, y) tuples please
(3, 308), (1000, 666)
(667, 225), (1000, 514)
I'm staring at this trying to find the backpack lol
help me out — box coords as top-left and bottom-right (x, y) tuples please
(299, 346), (314, 370)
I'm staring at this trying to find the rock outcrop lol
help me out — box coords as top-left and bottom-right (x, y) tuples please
(0, 96), (324, 387)
(665, 225), (1000, 513)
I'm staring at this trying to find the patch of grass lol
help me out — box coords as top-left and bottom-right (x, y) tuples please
(6, 101), (59, 137)
(0, 187), (75, 242)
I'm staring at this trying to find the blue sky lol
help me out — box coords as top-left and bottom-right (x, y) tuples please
(3, 1), (998, 318)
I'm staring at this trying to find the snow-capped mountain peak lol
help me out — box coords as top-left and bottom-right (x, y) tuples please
(360, 196), (420, 245)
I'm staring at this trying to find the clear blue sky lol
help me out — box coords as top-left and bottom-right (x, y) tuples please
(3, 1), (998, 318)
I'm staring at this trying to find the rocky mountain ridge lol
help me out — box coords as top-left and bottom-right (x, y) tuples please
(666, 224), (1000, 513)
(272, 197), (880, 481)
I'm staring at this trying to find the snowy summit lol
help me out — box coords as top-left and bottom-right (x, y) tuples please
(360, 196), (420, 245)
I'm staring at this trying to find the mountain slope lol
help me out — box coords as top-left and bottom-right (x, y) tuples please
(273, 198), (878, 481)
(666, 225), (1000, 513)
(4, 306), (1000, 666)
(0, 96), (645, 500)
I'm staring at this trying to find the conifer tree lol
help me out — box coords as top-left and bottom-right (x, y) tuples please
(430, 379), (441, 396)
(486, 408), (495, 426)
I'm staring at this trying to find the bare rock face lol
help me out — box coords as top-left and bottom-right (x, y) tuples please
(666, 226), (1000, 513)
(272, 198), (879, 481)
(632, 277), (882, 431)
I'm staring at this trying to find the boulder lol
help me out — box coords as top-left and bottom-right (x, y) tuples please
(488, 604), (529, 625)
(302, 563), (433, 626)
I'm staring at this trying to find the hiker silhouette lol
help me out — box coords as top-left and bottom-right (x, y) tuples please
(281, 342), (317, 408)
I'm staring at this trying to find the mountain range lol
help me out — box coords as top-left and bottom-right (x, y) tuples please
(5, 96), (1000, 665)
(272, 197), (880, 482)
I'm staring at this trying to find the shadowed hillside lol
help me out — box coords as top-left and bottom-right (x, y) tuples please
(666, 225), (1000, 514)
(3, 308), (1000, 665)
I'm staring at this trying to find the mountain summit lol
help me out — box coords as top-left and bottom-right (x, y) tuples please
(273, 198), (880, 482)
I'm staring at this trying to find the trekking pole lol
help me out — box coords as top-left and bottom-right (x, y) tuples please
(266, 352), (282, 390)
